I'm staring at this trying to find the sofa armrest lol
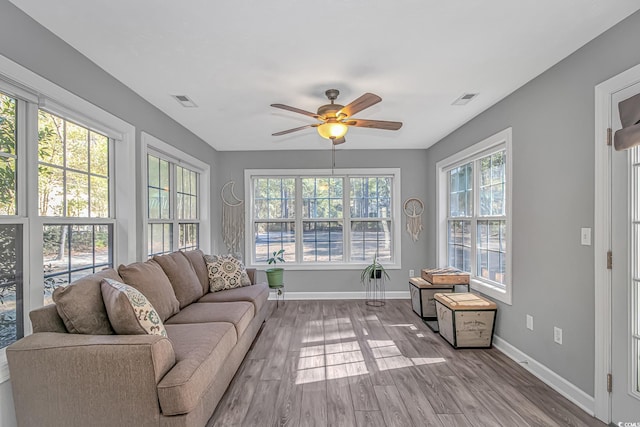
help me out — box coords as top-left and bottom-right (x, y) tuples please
(7, 333), (175, 427)
(246, 268), (256, 285)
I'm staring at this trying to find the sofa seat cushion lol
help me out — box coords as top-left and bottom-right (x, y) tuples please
(52, 268), (124, 335)
(158, 323), (236, 416)
(165, 302), (255, 339)
(198, 283), (269, 313)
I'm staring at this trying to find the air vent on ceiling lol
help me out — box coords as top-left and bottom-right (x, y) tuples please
(452, 93), (479, 106)
(172, 94), (198, 108)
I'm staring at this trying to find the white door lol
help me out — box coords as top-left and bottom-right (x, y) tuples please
(611, 82), (640, 423)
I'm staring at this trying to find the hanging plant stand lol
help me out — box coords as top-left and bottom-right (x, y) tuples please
(365, 269), (386, 307)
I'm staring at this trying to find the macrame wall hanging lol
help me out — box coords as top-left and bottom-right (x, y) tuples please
(221, 181), (244, 253)
(403, 197), (424, 242)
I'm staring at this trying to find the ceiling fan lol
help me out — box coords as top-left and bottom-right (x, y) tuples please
(271, 89), (403, 145)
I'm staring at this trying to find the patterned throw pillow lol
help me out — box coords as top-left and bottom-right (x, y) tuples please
(101, 278), (167, 337)
(204, 255), (252, 293)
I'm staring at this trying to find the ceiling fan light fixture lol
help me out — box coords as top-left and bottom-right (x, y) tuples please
(317, 121), (348, 140)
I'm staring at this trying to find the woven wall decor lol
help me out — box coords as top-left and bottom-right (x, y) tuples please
(221, 181), (244, 253)
(403, 197), (424, 242)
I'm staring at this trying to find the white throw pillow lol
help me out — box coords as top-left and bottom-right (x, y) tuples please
(204, 255), (252, 292)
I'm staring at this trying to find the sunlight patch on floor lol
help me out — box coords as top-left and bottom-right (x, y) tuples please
(295, 316), (445, 384)
(296, 339), (369, 385)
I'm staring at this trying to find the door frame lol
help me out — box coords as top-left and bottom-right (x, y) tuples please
(594, 63), (640, 423)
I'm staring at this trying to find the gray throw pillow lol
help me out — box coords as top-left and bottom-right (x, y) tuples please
(101, 278), (167, 336)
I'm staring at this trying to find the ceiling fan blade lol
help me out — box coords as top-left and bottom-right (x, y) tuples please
(332, 137), (346, 145)
(345, 119), (403, 130)
(272, 124), (317, 136)
(338, 93), (381, 118)
(271, 103), (322, 119)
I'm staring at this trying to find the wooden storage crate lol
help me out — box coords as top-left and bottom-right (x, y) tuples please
(434, 292), (497, 349)
(421, 267), (470, 285)
(409, 277), (453, 319)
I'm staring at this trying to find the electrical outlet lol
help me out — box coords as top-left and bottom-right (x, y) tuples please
(554, 327), (563, 344)
(526, 315), (534, 331)
(409, 269), (415, 278)
(581, 228), (591, 246)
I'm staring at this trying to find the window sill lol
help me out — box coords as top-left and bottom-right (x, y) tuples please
(470, 278), (511, 305)
(249, 263), (402, 271)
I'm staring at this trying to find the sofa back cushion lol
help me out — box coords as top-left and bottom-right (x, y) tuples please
(153, 252), (203, 308)
(52, 268), (123, 334)
(101, 278), (167, 336)
(181, 249), (209, 295)
(118, 260), (180, 321)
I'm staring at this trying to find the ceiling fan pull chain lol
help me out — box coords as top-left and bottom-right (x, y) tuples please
(332, 143), (336, 174)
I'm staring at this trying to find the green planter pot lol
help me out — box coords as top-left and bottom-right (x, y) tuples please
(266, 267), (284, 288)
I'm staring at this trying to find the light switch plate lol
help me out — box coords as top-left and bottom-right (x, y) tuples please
(581, 228), (591, 246)
(554, 327), (563, 344)
(526, 315), (534, 331)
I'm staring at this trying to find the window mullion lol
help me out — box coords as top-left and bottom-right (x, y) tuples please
(62, 120), (67, 217)
(24, 101), (42, 333)
(471, 158), (479, 277)
(295, 177), (302, 264)
(171, 163), (178, 252)
(108, 138), (115, 220)
(344, 176), (351, 262)
(16, 99), (28, 218)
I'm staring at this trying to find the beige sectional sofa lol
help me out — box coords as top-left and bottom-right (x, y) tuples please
(6, 250), (269, 427)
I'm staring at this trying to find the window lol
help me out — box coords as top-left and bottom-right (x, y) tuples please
(0, 93), (17, 216)
(437, 128), (512, 304)
(0, 90), (24, 353)
(38, 111), (114, 304)
(147, 154), (200, 256)
(38, 111), (110, 218)
(246, 169), (401, 268)
(0, 224), (23, 349)
(0, 91), (23, 350)
(0, 57), (136, 381)
(143, 132), (209, 258)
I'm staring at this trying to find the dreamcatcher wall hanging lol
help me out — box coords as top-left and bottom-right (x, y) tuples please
(403, 197), (424, 242)
(221, 181), (244, 253)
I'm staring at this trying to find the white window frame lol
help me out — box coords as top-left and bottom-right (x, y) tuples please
(0, 53), (136, 383)
(245, 168), (402, 270)
(141, 132), (210, 259)
(436, 128), (512, 304)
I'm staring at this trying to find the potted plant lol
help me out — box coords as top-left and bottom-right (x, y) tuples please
(361, 255), (390, 307)
(360, 255), (390, 285)
(266, 249), (285, 290)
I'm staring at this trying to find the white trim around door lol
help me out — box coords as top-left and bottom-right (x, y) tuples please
(593, 62), (640, 423)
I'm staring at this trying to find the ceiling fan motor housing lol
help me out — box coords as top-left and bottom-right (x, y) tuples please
(317, 103), (344, 118)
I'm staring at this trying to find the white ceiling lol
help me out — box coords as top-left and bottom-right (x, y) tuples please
(8, 1), (640, 151)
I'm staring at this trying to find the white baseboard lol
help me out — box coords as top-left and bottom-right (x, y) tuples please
(267, 291), (410, 300)
(492, 335), (595, 416)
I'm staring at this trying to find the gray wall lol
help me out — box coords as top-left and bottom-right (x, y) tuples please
(0, 2), (218, 425)
(216, 149), (429, 292)
(425, 10), (640, 396)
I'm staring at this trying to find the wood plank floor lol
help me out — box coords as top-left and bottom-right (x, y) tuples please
(208, 300), (605, 427)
